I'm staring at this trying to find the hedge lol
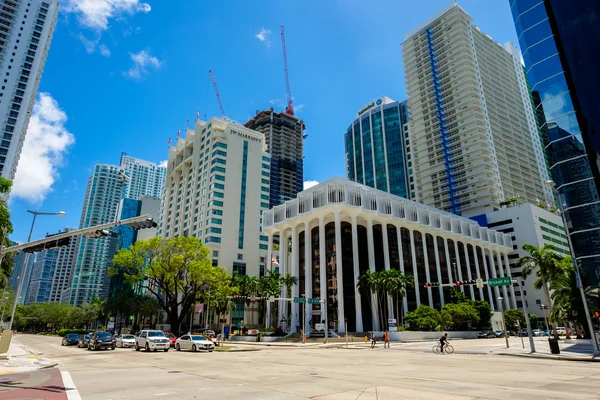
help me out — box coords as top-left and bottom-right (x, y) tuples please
(58, 329), (89, 337)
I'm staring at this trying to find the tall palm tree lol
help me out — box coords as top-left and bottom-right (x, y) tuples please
(516, 244), (565, 338)
(279, 272), (298, 326)
(259, 270), (281, 328)
(384, 269), (413, 326)
(357, 270), (382, 330)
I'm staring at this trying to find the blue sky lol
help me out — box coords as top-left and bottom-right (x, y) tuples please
(8, 0), (519, 243)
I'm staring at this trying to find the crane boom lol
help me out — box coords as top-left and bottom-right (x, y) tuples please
(209, 70), (226, 118)
(280, 25), (294, 116)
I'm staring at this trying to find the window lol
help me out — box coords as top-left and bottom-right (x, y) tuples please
(262, 156), (270, 162)
(261, 171), (269, 177)
(233, 262), (246, 276)
(261, 202), (268, 208)
(261, 187), (269, 192)
(259, 244), (268, 250)
(211, 218), (222, 225)
(261, 194), (269, 201)
(261, 178), (269, 185)
(237, 254), (243, 260)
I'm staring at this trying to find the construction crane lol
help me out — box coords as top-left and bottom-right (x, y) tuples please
(209, 69), (226, 118)
(280, 25), (294, 117)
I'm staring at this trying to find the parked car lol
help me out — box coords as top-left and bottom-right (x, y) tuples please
(556, 327), (566, 336)
(115, 334), (136, 348)
(164, 332), (177, 347)
(477, 330), (496, 339)
(494, 331), (507, 338)
(135, 330), (170, 352)
(175, 335), (215, 352)
(78, 334), (91, 348)
(88, 331), (116, 351)
(62, 333), (81, 346)
(519, 329), (529, 337)
(532, 329), (543, 337)
(197, 329), (216, 339)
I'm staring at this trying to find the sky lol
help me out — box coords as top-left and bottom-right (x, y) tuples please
(8, 0), (520, 243)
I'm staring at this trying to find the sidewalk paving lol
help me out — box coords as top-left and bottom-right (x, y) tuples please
(491, 338), (600, 362)
(0, 338), (57, 374)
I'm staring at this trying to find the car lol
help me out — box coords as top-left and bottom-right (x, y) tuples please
(163, 332), (177, 347)
(88, 331), (116, 351)
(494, 330), (507, 338)
(519, 329), (530, 337)
(556, 327), (566, 335)
(197, 329), (216, 339)
(115, 334), (136, 348)
(135, 330), (170, 352)
(175, 334), (215, 352)
(532, 329), (544, 337)
(477, 330), (496, 339)
(78, 334), (91, 348)
(62, 333), (81, 346)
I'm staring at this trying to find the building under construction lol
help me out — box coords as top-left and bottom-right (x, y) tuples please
(245, 109), (305, 208)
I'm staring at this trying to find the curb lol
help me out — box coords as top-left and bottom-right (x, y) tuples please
(494, 352), (600, 362)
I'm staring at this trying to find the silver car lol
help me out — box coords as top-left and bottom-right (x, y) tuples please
(175, 335), (215, 352)
(115, 334), (136, 348)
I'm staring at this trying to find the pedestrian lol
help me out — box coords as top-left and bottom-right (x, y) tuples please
(383, 330), (390, 348)
(370, 332), (376, 348)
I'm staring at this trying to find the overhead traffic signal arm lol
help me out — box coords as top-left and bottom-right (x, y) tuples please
(424, 280), (479, 288)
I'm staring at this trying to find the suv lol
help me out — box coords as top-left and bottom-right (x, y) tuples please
(88, 331), (116, 351)
(135, 330), (170, 352)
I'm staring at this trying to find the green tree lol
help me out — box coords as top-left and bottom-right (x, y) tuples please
(279, 272), (298, 325)
(110, 236), (234, 335)
(529, 314), (539, 330)
(0, 177), (14, 288)
(503, 309), (525, 331)
(404, 305), (441, 331)
(442, 302), (480, 330)
(382, 269), (413, 326)
(471, 300), (493, 330)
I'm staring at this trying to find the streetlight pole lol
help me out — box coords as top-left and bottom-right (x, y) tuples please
(545, 180), (599, 354)
(7, 210), (66, 331)
(498, 296), (509, 349)
(519, 281), (536, 353)
(301, 293), (306, 345)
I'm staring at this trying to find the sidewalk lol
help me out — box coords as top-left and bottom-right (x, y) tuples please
(0, 338), (57, 373)
(491, 338), (600, 362)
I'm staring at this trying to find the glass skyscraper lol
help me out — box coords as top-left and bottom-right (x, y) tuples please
(344, 96), (410, 198)
(509, 0), (600, 286)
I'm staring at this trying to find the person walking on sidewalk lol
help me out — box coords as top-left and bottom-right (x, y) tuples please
(383, 331), (390, 348)
(370, 332), (376, 348)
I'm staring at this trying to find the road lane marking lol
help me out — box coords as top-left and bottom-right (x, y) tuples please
(61, 371), (82, 400)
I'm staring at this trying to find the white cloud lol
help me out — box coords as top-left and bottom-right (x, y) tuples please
(78, 33), (100, 53)
(64, 0), (151, 31)
(294, 104), (306, 114)
(123, 49), (163, 80)
(98, 44), (111, 57)
(12, 94), (75, 203)
(158, 160), (167, 168)
(304, 180), (319, 190)
(255, 27), (272, 47)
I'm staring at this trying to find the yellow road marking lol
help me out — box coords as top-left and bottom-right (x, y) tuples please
(0, 370), (16, 375)
(27, 355), (37, 359)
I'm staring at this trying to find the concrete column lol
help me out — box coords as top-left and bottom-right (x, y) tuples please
(432, 236), (445, 306)
(366, 218), (378, 331)
(481, 251), (495, 312)
(291, 225), (299, 332)
(464, 244), (475, 299)
(304, 221), (312, 333)
(422, 232), (433, 307)
(266, 233), (273, 328)
(334, 212), (345, 333)
(381, 222), (393, 319)
(453, 241), (464, 293)
(278, 231), (286, 326)
(500, 252), (517, 309)
(409, 229), (420, 307)
(397, 226), (408, 316)
(319, 216), (327, 329)
(473, 246), (485, 300)
(444, 238), (453, 282)
(351, 215), (363, 332)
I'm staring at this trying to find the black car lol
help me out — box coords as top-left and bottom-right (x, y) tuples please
(78, 334), (91, 348)
(477, 330), (496, 339)
(88, 331), (116, 351)
(62, 333), (81, 346)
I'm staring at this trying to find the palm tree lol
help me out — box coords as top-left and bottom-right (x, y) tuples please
(279, 272), (298, 327)
(384, 269), (413, 327)
(259, 270), (281, 328)
(516, 244), (565, 338)
(357, 270), (382, 331)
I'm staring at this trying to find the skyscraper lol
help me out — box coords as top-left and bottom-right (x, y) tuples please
(245, 109), (304, 208)
(48, 230), (79, 303)
(24, 247), (57, 304)
(119, 153), (166, 200)
(344, 96), (410, 198)
(10, 250), (34, 304)
(160, 117), (270, 277)
(402, 3), (551, 217)
(0, 0), (59, 179)
(508, 0), (600, 286)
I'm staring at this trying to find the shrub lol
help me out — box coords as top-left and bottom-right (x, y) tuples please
(58, 328), (88, 337)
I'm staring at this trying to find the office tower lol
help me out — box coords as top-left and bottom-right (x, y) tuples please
(24, 247), (57, 304)
(0, 0), (59, 179)
(508, 0), (600, 285)
(10, 250), (34, 304)
(245, 109), (305, 208)
(48, 230), (79, 303)
(402, 3), (550, 217)
(119, 153), (166, 200)
(344, 96), (410, 198)
(160, 117), (270, 277)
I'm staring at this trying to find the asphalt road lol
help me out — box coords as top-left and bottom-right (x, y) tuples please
(6, 335), (600, 400)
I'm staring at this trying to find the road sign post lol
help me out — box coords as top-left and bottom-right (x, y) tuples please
(476, 279), (484, 289)
(488, 277), (511, 287)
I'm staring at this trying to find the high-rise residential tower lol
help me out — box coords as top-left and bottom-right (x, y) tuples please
(48, 230), (79, 303)
(119, 153), (166, 200)
(508, 0), (600, 286)
(160, 117), (270, 278)
(402, 3), (550, 217)
(344, 96), (410, 198)
(24, 247), (58, 304)
(245, 109), (305, 208)
(0, 0), (59, 179)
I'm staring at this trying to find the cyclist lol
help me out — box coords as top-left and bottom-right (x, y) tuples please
(439, 333), (449, 353)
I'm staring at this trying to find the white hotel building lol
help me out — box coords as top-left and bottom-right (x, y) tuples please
(262, 178), (515, 333)
(402, 3), (552, 217)
(160, 117), (271, 277)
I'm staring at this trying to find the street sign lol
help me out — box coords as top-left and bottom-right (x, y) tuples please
(269, 295), (275, 303)
(308, 298), (320, 304)
(476, 278), (484, 289)
(388, 318), (397, 330)
(250, 295), (256, 302)
(294, 297), (306, 303)
(128, 315), (134, 321)
(488, 277), (511, 287)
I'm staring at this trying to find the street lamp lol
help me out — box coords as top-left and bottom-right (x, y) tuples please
(7, 210), (66, 331)
(498, 296), (509, 349)
(544, 180), (599, 354)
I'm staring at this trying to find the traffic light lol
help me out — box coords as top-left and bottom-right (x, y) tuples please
(85, 229), (110, 239)
(126, 217), (158, 230)
(594, 311), (599, 318)
(23, 234), (71, 254)
(455, 281), (462, 286)
(423, 282), (440, 288)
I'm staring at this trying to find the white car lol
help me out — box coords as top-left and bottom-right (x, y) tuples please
(175, 335), (215, 352)
(556, 327), (566, 336)
(115, 334), (136, 348)
(135, 330), (170, 352)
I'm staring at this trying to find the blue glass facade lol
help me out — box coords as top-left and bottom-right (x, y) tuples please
(109, 198), (141, 298)
(345, 98), (410, 198)
(510, 0), (600, 285)
(25, 248), (58, 304)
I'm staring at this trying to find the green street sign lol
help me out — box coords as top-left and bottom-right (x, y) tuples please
(294, 297), (306, 304)
(308, 298), (320, 304)
(129, 315), (134, 320)
(488, 277), (511, 287)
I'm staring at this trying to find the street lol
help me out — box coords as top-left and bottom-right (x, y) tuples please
(0, 335), (598, 399)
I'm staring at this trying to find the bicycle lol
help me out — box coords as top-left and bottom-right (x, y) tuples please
(432, 343), (454, 354)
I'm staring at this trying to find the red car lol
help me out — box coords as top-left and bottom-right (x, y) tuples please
(164, 332), (177, 347)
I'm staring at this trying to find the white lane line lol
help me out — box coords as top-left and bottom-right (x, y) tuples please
(61, 371), (83, 400)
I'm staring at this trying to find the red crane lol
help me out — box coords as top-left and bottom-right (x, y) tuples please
(280, 25), (294, 116)
(209, 69), (226, 118)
